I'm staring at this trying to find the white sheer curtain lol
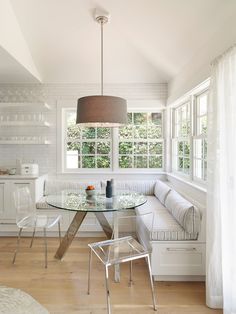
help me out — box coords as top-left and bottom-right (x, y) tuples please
(207, 45), (236, 313)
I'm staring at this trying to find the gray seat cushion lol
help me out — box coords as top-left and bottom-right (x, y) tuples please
(165, 190), (201, 234)
(136, 196), (198, 241)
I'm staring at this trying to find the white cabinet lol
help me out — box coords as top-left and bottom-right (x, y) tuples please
(0, 176), (46, 225)
(151, 241), (206, 280)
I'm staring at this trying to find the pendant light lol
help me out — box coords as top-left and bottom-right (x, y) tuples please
(76, 12), (127, 127)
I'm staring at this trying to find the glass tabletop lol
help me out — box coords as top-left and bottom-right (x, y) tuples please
(46, 190), (147, 212)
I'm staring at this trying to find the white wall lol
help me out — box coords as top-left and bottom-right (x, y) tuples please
(0, 83), (167, 180)
(167, 12), (236, 105)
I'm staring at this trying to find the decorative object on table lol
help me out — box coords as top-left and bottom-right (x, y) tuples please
(76, 9), (127, 127)
(106, 180), (112, 198)
(0, 169), (8, 175)
(0, 285), (49, 314)
(85, 185), (96, 197)
(110, 178), (115, 196)
(9, 168), (16, 175)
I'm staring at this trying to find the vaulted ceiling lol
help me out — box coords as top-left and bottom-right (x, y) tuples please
(1, 0), (236, 84)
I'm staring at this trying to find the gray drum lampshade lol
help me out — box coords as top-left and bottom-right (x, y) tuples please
(76, 95), (127, 127)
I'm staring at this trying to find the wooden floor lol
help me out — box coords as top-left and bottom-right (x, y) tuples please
(0, 237), (222, 314)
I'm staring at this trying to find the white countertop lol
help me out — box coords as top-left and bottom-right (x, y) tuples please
(0, 174), (43, 180)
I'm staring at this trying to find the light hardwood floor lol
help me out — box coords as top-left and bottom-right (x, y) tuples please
(0, 237), (222, 314)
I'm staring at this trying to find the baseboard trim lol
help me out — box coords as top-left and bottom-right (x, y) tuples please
(153, 275), (205, 282)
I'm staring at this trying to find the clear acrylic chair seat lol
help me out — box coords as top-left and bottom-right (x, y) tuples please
(87, 212), (157, 314)
(12, 186), (61, 268)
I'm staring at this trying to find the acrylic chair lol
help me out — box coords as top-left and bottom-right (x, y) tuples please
(87, 212), (157, 314)
(12, 186), (61, 268)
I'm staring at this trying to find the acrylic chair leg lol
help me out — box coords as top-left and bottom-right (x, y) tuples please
(12, 228), (23, 264)
(44, 228), (48, 269)
(58, 221), (61, 244)
(104, 265), (111, 314)
(146, 254), (157, 311)
(87, 248), (92, 294)
(30, 226), (36, 248)
(129, 260), (133, 286)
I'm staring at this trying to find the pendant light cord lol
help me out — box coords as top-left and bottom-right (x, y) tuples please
(101, 20), (104, 95)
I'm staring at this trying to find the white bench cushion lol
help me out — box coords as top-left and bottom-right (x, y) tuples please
(136, 196), (198, 241)
(154, 180), (171, 204)
(165, 190), (201, 234)
(44, 180), (101, 196)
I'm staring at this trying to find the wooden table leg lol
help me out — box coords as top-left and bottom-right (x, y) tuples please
(94, 212), (113, 238)
(55, 211), (87, 260)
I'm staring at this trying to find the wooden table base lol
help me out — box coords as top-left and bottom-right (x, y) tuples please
(55, 211), (113, 260)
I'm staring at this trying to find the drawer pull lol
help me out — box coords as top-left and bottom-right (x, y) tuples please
(166, 247), (197, 252)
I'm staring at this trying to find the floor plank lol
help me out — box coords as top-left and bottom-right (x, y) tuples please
(0, 237), (222, 314)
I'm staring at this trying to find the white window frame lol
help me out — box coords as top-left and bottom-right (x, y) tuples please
(60, 106), (165, 174)
(192, 90), (208, 183)
(170, 79), (210, 186)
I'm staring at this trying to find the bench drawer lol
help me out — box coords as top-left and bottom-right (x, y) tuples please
(151, 242), (205, 276)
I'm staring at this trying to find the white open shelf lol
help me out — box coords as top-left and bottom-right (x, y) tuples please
(0, 102), (51, 110)
(0, 140), (51, 145)
(0, 121), (50, 127)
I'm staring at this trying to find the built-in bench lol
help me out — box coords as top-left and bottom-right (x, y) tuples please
(35, 178), (205, 281)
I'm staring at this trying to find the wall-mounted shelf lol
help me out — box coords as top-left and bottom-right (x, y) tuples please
(0, 140), (51, 145)
(0, 102), (51, 110)
(0, 121), (50, 127)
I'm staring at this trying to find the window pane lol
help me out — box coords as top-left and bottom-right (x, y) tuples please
(82, 127), (96, 139)
(134, 125), (147, 139)
(147, 126), (162, 139)
(82, 156), (95, 168)
(127, 112), (132, 124)
(97, 156), (110, 168)
(148, 112), (162, 125)
(178, 141), (183, 156)
(82, 142), (95, 154)
(134, 156), (147, 168)
(67, 141), (80, 153)
(67, 124), (81, 139)
(119, 142), (133, 154)
(97, 142), (110, 154)
(149, 156), (162, 168)
(184, 142), (190, 156)
(119, 156), (133, 168)
(134, 113), (147, 125)
(149, 142), (162, 155)
(200, 116), (207, 134)
(178, 157), (183, 171)
(134, 142), (147, 154)
(119, 126), (133, 139)
(183, 158), (190, 174)
(97, 128), (110, 139)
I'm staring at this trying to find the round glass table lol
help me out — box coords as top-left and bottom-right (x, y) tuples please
(46, 190), (147, 260)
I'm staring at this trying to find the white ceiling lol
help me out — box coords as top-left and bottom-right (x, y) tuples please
(4, 0), (236, 84)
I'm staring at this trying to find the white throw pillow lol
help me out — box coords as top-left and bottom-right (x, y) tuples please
(154, 180), (171, 204)
(165, 190), (201, 234)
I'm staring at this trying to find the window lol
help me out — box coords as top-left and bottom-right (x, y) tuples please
(171, 85), (209, 184)
(65, 110), (112, 170)
(63, 109), (164, 172)
(118, 112), (163, 169)
(172, 102), (191, 175)
(193, 91), (208, 181)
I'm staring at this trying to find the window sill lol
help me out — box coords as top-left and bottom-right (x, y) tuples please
(166, 172), (207, 193)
